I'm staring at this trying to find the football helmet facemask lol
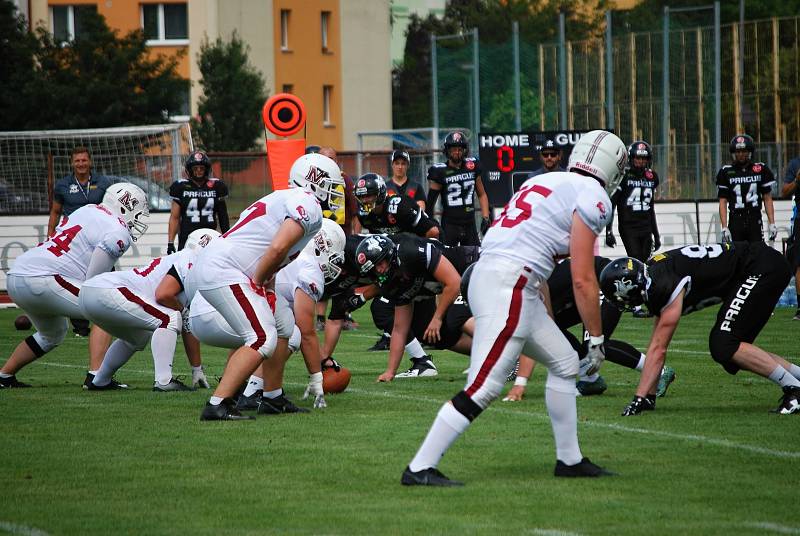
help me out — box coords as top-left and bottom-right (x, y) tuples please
(599, 257), (649, 311)
(289, 153), (345, 212)
(102, 182), (150, 241)
(353, 173), (388, 215)
(304, 219), (346, 285)
(568, 130), (628, 196)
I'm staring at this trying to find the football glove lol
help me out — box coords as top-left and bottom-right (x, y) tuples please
(721, 227), (732, 244)
(480, 217), (491, 235)
(653, 234), (661, 251)
(321, 356), (342, 372)
(302, 371), (327, 409)
(580, 335), (605, 376)
(166, 242), (176, 255)
(768, 223), (778, 243)
(192, 367), (210, 389)
(605, 231), (617, 248)
(344, 290), (367, 311)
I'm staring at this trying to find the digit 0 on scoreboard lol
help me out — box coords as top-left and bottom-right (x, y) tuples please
(497, 146), (514, 172)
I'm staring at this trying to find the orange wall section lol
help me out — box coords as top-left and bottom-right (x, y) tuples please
(46, 0), (190, 79)
(273, 0), (342, 150)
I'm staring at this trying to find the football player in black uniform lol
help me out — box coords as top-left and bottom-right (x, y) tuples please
(600, 242), (800, 416)
(387, 150), (426, 210)
(354, 234), (476, 381)
(716, 134), (777, 244)
(606, 141), (661, 260)
(426, 131), (491, 246)
(168, 150), (230, 253)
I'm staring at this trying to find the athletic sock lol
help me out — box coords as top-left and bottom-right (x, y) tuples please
(787, 363), (800, 380)
(0, 372), (12, 379)
(635, 353), (646, 371)
(242, 375), (264, 397)
(545, 373), (582, 466)
(405, 338), (426, 359)
(768, 366), (800, 388)
(408, 403), (470, 472)
(92, 340), (136, 386)
(209, 396), (224, 406)
(263, 388), (282, 399)
(151, 327), (177, 385)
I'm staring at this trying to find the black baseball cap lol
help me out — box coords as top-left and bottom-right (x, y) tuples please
(391, 150), (410, 162)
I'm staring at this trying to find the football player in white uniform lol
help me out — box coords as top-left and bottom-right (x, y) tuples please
(403, 130), (627, 486)
(79, 228), (220, 391)
(189, 220), (345, 412)
(0, 183), (148, 388)
(189, 153), (344, 420)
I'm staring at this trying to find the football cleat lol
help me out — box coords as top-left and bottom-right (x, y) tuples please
(235, 389), (263, 411)
(793, 310), (800, 321)
(152, 378), (195, 392)
(576, 376), (607, 396)
(0, 374), (31, 389)
(632, 308), (652, 318)
(367, 334), (390, 352)
(772, 386), (800, 415)
(506, 359), (520, 382)
(401, 466), (463, 487)
(395, 357), (438, 378)
(257, 394), (310, 415)
(200, 398), (254, 421)
(554, 457), (615, 477)
(656, 366), (676, 397)
(85, 377), (130, 391)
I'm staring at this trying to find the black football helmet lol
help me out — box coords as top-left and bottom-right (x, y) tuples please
(443, 131), (469, 161)
(628, 141), (652, 168)
(185, 150), (211, 180)
(599, 257), (648, 311)
(355, 234), (396, 283)
(729, 134), (755, 158)
(354, 173), (388, 215)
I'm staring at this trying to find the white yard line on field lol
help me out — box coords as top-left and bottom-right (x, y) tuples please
(0, 522), (51, 536)
(32, 361), (800, 460)
(741, 522), (800, 534)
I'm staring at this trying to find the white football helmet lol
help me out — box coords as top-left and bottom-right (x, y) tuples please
(288, 153), (345, 212)
(304, 219), (346, 284)
(568, 130), (628, 195)
(102, 183), (149, 241)
(184, 228), (221, 252)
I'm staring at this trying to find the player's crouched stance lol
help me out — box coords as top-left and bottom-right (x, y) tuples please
(600, 242), (800, 416)
(402, 131), (626, 486)
(0, 183), (148, 389)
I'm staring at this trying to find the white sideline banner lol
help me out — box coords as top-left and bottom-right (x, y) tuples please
(0, 201), (795, 292)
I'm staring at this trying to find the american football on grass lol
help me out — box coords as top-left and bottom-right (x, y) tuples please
(322, 367), (351, 394)
(14, 314), (32, 331)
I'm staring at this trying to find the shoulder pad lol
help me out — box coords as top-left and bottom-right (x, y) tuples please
(721, 165), (733, 170)
(432, 163), (447, 169)
(754, 162), (766, 167)
(465, 157), (477, 163)
(176, 178), (189, 183)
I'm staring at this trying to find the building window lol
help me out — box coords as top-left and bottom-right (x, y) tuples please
(51, 5), (97, 43)
(142, 3), (188, 44)
(280, 9), (290, 50)
(282, 84), (293, 94)
(323, 85), (333, 126)
(321, 11), (330, 52)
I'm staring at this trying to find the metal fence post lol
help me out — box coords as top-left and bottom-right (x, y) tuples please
(431, 34), (439, 146)
(714, 1), (721, 173)
(513, 21), (521, 131)
(662, 6), (670, 180)
(605, 10), (615, 131)
(559, 11), (567, 129)
(472, 28), (480, 150)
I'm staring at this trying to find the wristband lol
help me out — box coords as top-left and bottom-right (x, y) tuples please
(514, 376), (528, 387)
(309, 371), (323, 383)
(588, 335), (604, 346)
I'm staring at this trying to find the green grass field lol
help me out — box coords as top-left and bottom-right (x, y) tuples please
(1, 306), (798, 536)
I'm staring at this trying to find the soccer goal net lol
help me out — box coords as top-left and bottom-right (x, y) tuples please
(0, 123), (193, 215)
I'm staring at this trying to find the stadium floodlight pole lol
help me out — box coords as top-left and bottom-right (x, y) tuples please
(662, 6), (670, 182)
(605, 10), (615, 132)
(714, 1), (721, 173)
(513, 21), (521, 131)
(559, 10), (567, 129)
(431, 33), (439, 153)
(472, 27), (480, 151)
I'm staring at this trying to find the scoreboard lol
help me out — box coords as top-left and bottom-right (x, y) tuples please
(477, 129), (593, 208)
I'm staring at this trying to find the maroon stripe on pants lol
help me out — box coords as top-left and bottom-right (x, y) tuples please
(466, 273), (528, 397)
(117, 287), (170, 328)
(54, 275), (79, 297)
(230, 284), (267, 351)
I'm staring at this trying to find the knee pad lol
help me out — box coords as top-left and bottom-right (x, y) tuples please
(452, 390), (484, 422)
(167, 309), (183, 333)
(248, 330), (277, 359)
(32, 324), (67, 353)
(25, 335), (47, 358)
(709, 329), (740, 374)
(288, 325), (301, 354)
(546, 349), (580, 379)
(546, 373), (577, 395)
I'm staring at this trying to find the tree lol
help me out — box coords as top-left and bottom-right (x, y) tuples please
(4, 7), (186, 129)
(191, 33), (268, 152)
(0, 0), (41, 129)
